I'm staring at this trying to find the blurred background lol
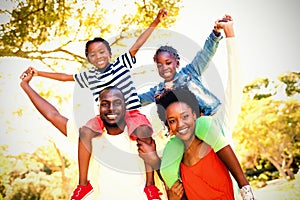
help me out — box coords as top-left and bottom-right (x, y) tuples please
(0, 0), (299, 199)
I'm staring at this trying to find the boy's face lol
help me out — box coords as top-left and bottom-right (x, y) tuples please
(155, 52), (179, 82)
(166, 102), (196, 143)
(87, 41), (112, 70)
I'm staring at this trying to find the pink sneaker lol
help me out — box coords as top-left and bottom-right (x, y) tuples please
(71, 180), (93, 200)
(144, 185), (163, 200)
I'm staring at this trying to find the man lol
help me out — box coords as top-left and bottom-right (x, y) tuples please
(20, 69), (156, 199)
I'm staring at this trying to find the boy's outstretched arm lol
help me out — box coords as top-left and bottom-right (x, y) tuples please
(29, 66), (74, 82)
(129, 8), (168, 57)
(20, 69), (68, 135)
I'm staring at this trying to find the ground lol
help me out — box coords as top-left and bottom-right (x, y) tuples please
(253, 176), (300, 200)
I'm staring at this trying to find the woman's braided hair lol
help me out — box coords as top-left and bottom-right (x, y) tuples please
(153, 45), (180, 62)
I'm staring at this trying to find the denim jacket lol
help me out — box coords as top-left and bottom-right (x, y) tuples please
(138, 31), (222, 116)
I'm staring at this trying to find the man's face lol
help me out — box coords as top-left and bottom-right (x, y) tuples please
(99, 88), (126, 128)
(87, 41), (112, 70)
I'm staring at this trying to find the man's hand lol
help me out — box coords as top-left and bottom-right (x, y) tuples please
(137, 138), (160, 169)
(214, 14), (235, 38)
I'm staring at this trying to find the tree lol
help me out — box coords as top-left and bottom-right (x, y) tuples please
(0, 0), (182, 69)
(233, 72), (300, 180)
(0, 142), (77, 199)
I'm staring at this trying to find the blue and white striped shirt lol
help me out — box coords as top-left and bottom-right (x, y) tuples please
(74, 52), (141, 110)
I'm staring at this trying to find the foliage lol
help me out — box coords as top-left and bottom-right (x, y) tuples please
(0, 0), (182, 69)
(243, 77), (276, 100)
(233, 72), (300, 182)
(243, 72), (300, 100)
(278, 72), (300, 96)
(0, 143), (77, 199)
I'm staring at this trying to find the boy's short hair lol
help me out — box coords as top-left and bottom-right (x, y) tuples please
(85, 37), (112, 57)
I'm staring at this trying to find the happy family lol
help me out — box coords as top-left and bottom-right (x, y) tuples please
(20, 8), (256, 200)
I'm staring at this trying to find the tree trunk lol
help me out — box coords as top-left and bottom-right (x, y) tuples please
(284, 154), (295, 180)
(267, 156), (288, 180)
(51, 141), (69, 193)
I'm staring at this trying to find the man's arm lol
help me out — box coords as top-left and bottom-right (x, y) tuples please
(129, 8), (168, 57)
(29, 66), (75, 82)
(218, 15), (243, 134)
(137, 138), (161, 170)
(20, 69), (68, 135)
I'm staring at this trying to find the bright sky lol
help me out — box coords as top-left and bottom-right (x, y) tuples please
(0, 0), (299, 157)
(171, 0), (299, 84)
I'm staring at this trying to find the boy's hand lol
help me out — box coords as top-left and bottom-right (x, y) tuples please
(157, 8), (168, 22)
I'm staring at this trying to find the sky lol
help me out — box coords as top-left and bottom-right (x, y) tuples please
(0, 0), (299, 156)
(170, 0), (299, 84)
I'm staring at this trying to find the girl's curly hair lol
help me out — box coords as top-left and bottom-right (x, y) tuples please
(153, 45), (180, 62)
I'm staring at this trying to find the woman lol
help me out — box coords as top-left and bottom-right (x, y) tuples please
(155, 87), (255, 200)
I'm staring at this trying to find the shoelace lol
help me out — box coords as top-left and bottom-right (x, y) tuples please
(71, 187), (82, 198)
(146, 187), (162, 199)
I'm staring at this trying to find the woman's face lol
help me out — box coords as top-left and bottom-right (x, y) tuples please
(155, 51), (179, 82)
(87, 41), (111, 70)
(165, 102), (197, 143)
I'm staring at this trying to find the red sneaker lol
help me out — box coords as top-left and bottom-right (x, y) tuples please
(71, 180), (93, 200)
(144, 185), (163, 200)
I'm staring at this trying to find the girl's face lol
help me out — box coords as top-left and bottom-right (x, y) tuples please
(155, 51), (179, 82)
(166, 102), (197, 144)
(87, 41), (112, 70)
